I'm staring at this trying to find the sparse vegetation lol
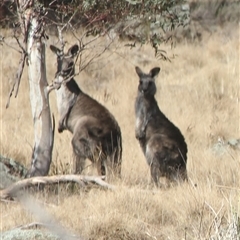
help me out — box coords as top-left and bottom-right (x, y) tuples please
(0, 1), (239, 239)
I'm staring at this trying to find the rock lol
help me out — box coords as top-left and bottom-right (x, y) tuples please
(212, 137), (240, 155)
(0, 155), (28, 189)
(0, 229), (60, 240)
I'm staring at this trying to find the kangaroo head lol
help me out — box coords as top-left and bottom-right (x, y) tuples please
(50, 44), (79, 89)
(135, 66), (160, 96)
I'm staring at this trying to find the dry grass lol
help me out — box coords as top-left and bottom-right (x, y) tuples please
(0, 24), (239, 240)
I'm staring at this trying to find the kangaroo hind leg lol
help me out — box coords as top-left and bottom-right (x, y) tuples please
(73, 154), (86, 174)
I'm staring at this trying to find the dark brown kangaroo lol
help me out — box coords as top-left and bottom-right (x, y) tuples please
(50, 44), (122, 178)
(134, 66), (188, 187)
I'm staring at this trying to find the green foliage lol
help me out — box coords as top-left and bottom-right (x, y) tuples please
(42, 0), (189, 53)
(0, 0), (189, 51)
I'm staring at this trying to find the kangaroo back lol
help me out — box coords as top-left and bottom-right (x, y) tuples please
(50, 44), (122, 179)
(134, 66), (187, 186)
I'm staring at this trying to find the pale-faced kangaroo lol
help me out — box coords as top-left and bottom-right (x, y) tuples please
(50, 44), (122, 178)
(135, 66), (188, 187)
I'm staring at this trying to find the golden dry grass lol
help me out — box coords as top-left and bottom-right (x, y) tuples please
(0, 25), (239, 240)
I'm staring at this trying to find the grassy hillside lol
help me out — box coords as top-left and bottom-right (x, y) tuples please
(0, 23), (239, 239)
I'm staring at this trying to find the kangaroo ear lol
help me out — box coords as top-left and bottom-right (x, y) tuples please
(67, 44), (79, 57)
(50, 45), (62, 56)
(149, 67), (160, 78)
(135, 66), (144, 78)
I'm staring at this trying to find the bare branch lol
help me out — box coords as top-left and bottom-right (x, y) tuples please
(0, 175), (115, 200)
(60, 9), (78, 33)
(78, 39), (112, 73)
(1, 38), (22, 53)
(5, 15), (28, 108)
(13, 31), (27, 54)
(15, 222), (46, 230)
(6, 52), (26, 108)
(46, 82), (58, 95)
(57, 26), (66, 52)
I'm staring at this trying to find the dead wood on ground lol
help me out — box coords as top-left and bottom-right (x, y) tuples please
(0, 174), (115, 200)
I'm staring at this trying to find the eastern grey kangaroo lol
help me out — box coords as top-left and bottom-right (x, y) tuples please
(134, 66), (188, 187)
(50, 44), (122, 178)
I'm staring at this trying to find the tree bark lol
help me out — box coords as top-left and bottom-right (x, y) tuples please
(18, 0), (54, 177)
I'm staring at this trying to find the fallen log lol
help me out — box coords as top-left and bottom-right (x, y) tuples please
(0, 174), (115, 200)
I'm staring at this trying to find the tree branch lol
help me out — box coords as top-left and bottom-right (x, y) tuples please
(6, 51), (26, 108)
(0, 175), (115, 200)
(5, 14), (28, 108)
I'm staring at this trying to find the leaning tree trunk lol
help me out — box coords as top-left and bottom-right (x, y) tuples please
(17, 0), (54, 177)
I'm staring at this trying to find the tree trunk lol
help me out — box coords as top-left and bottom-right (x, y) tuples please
(18, 0), (54, 177)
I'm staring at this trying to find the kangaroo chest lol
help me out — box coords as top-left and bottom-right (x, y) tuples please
(135, 96), (158, 128)
(55, 85), (77, 124)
